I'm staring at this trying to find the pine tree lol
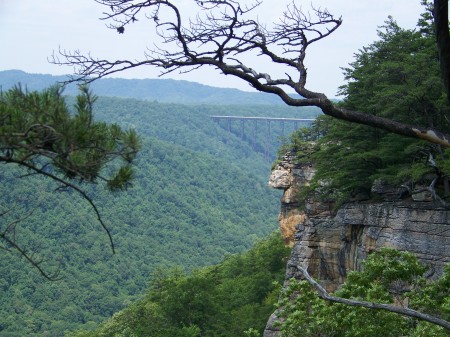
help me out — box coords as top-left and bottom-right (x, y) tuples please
(0, 84), (141, 277)
(292, 14), (450, 204)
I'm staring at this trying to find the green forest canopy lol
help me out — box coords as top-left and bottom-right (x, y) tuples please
(0, 85), (141, 280)
(68, 233), (291, 337)
(0, 88), (307, 336)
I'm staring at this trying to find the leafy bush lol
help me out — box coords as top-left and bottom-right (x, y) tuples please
(276, 248), (449, 337)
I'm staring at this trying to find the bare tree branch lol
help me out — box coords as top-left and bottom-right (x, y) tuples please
(1, 157), (116, 254)
(290, 264), (450, 330)
(0, 232), (62, 281)
(51, 0), (450, 147)
(0, 205), (62, 280)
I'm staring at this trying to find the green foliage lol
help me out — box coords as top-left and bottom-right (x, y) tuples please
(276, 248), (450, 337)
(0, 84), (140, 190)
(281, 12), (450, 204)
(0, 92), (285, 336)
(68, 233), (290, 337)
(0, 84), (141, 280)
(276, 123), (324, 163)
(410, 264), (450, 322)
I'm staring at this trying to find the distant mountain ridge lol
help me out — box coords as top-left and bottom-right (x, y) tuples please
(0, 69), (292, 105)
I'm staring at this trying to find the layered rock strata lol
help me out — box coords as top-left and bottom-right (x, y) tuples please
(265, 154), (450, 337)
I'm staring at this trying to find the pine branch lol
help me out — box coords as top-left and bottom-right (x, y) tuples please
(3, 158), (115, 254)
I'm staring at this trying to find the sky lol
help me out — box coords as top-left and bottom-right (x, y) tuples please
(0, 0), (425, 98)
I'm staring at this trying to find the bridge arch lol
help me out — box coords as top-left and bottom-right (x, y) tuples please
(210, 116), (315, 161)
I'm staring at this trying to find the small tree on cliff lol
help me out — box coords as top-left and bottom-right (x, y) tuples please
(53, 0), (450, 147)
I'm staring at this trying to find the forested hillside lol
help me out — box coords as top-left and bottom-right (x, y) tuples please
(69, 233), (291, 337)
(0, 77), (320, 336)
(0, 70), (320, 163)
(91, 96), (318, 163)
(0, 138), (277, 336)
(3, 0), (450, 335)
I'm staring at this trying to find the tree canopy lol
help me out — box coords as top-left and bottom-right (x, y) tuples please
(0, 93), (287, 336)
(67, 233), (291, 337)
(279, 10), (450, 206)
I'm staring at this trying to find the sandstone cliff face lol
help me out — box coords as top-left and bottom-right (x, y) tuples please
(268, 153), (316, 246)
(264, 154), (450, 336)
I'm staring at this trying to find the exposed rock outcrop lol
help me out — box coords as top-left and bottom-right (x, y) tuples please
(264, 155), (450, 337)
(269, 153), (316, 246)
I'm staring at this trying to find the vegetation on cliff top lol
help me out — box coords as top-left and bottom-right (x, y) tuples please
(279, 10), (450, 207)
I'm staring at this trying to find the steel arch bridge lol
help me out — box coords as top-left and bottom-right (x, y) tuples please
(210, 115), (315, 160)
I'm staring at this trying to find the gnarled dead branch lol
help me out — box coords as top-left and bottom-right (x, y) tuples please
(51, 0), (450, 147)
(291, 264), (450, 330)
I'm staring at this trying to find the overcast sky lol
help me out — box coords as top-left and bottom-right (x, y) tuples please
(0, 0), (425, 98)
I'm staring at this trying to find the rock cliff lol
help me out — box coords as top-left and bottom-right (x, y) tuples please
(264, 153), (450, 336)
